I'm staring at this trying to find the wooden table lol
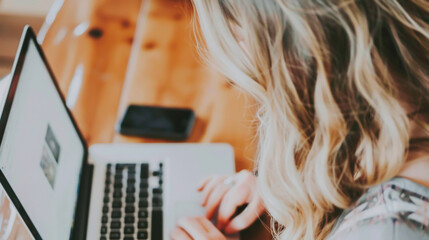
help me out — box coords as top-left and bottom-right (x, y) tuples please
(39, 0), (270, 238)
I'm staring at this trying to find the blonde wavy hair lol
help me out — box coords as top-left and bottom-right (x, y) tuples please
(192, 0), (429, 239)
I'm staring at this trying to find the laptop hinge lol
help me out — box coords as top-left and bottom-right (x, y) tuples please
(70, 163), (94, 240)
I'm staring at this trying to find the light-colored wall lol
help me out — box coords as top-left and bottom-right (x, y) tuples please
(0, 0), (55, 16)
(0, 0), (54, 78)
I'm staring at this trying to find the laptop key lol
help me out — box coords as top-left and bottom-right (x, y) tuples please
(152, 188), (162, 194)
(140, 180), (148, 188)
(139, 200), (148, 208)
(152, 170), (161, 177)
(125, 216), (135, 223)
(119, 163), (136, 168)
(139, 190), (148, 198)
(124, 226), (135, 234)
(140, 164), (149, 179)
(110, 231), (120, 239)
(126, 187), (136, 193)
(112, 201), (122, 208)
(125, 205), (135, 213)
(113, 191), (122, 198)
(137, 231), (148, 239)
(152, 197), (163, 207)
(105, 178), (111, 185)
(103, 196), (109, 203)
(128, 173), (136, 179)
(101, 215), (108, 223)
(111, 221), (121, 229)
(138, 210), (148, 218)
(100, 237), (106, 240)
(127, 182), (135, 189)
(111, 211), (121, 218)
(114, 182), (123, 188)
(102, 205), (109, 213)
(138, 220), (148, 229)
(100, 226), (107, 234)
(124, 238), (134, 240)
(126, 195), (135, 203)
(151, 209), (163, 239)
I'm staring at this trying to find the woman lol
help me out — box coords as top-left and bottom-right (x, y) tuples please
(171, 0), (429, 239)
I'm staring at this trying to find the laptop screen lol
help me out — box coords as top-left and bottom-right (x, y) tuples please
(0, 39), (85, 239)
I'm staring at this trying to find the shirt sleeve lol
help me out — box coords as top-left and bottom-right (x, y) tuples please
(329, 219), (429, 240)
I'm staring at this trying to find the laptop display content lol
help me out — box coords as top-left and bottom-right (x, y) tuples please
(0, 39), (85, 239)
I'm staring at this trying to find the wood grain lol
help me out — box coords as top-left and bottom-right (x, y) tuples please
(113, 0), (257, 171)
(40, 0), (142, 145)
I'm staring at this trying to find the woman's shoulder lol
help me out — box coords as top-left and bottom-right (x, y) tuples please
(328, 177), (429, 240)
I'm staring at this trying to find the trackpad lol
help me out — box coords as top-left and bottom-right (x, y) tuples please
(173, 201), (205, 220)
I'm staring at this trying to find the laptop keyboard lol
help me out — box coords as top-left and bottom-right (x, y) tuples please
(100, 163), (163, 240)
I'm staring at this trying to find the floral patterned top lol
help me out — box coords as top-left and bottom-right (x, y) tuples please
(328, 177), (429, 239)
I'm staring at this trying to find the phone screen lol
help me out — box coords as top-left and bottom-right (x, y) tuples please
(119, 105), (195, 140)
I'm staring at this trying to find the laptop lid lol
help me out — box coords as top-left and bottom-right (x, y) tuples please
(0, 26), (92, 240)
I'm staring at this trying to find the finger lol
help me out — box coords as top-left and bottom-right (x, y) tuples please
(223, 198), (265, 234)
(201, 176), (227, 206)
(170, 227), (193, 240)
(197, 175), (214, 191)
(235, 169), (253, 182)
(198, 217), (218, 231)
(177, 217), (209, 239)
(217, 186), (251, 229)
(198, 217), (226, 239)
(205, 184), (230, 219)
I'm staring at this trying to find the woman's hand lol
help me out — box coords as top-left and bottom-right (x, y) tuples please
(170, 216), (226, 240)
(198, 170), (265, 234)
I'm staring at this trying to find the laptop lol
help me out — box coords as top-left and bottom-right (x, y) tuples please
(0, 26), (235, 240)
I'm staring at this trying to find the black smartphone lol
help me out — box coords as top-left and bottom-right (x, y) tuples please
(118, 105), (195, 141)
